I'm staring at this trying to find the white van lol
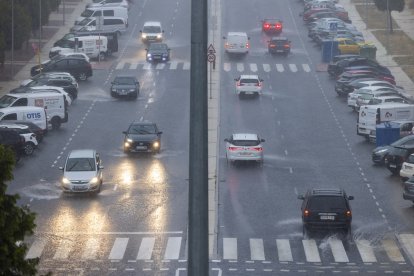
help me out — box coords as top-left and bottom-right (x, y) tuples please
(223, 32), (250, 55)
(76, 6), (128, 25)
(0, 106), (47, 132)
(357, 103), (414, 141)
(49, 36), (108, 60)
(71, 17), (127, 34)
(87, 0), (129, 10)
(140, 21), (164, 43)
(0, 93), (68, 129)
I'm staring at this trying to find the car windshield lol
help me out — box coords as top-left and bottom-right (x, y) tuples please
(150, 44), (167, 50)
(128, 124), (156, 134)
(308, 196), (347, 211)
(66, 158), (96, 171)
(81, 9), (94, 17)
(143, 26), (161, 33)
(231, 140), (260, 147)
(0, 95), (17, 108)
(115, 77), (135, 85)
(392, 135), (414, 146)
(78, 18), (93, 26)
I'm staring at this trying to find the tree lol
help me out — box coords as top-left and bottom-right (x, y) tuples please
(0, 145), (39, 275)
(374, 0), (405, 33)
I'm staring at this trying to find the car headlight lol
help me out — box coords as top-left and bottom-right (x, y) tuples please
(90, 177), (99, 184)
(142, 34), (147, 39)
(147, 53), (152, 57)
(111, 88), (116, 92)
(157, 34), (162, 39)
(129, 89), (135, 92)
(62, 177), (70, 184)
(375, 148), (388, 154)
(126, 138), (133, 143)
(153, 141), (160, 148)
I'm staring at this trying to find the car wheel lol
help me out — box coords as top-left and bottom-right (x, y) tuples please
(111, 91), (117, 98)
(24, 142), (35, 156)
(51, 117), (61, 130)
(131, 92), (138, 100)
(78, 72), (88, 81)
(390, 168), (400, 176)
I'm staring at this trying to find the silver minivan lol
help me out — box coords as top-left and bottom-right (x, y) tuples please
(71, 16), (127, 34)
(223, 32), (250, 55)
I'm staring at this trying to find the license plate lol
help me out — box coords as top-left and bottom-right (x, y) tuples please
(136, 146), (147, 150)
(320, 215), (335, 220)
(244, 91), (253, 94)
(240, 152), (252, 156)
(389, 164), (397, 168)
(73, 185), (87, 191)
(119, 90), (127, 95)
(276, 50), (284, 52)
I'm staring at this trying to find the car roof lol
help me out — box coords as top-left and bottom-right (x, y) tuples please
(309, 188), (346, 196)
(227, 32), (248, 37)
(263, 18), (282, 22)
(359, 80), (392, 85)
(143, 21), (161, 26)
(0, 124), (29, 130)
(232, 133), (259, 140)
(68, 149), (96, 158)
(270, 36), (288, 41)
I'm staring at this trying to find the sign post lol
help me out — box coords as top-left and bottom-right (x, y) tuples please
(207, 44), (216, 99)
(329, 22), (338, 62)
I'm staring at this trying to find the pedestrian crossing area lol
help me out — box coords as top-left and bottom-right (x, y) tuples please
(114, 60), (313, 73)
(25, 234), (414, 265)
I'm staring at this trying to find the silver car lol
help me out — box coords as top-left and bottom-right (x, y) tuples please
(59, 149), (104, 194)
(224, 133), (265, 163)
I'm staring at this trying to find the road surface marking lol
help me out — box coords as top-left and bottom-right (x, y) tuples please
(276, 239), (293, 262)
(137, 237), (155, 260)
(223, 238), (237, 260)
(169, 61), (178, 70)
(183, 62), (191, 70)
(250, 63), (258, 72)
(82, 238), (99, 259)
(164, 237), (182, 259)
(109, 238), (129, 260)
(250, 239), (265, 261)
(263, 64), (271, 72)
(53, 239), (74, 259)
(25, 238), (47, 259)
(356, 239), (377, 263)
(329, 238), (349, 262)
(385, 238), (405, 262)
(289, 64), (298, 72)
(276, 64), (284, 72)
(302, 239), (321, 262)
(302, 64), (311, 72)
(237, 63), (244, 72)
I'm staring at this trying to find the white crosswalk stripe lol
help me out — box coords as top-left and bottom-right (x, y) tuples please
(223, 238), (237, 260)
(329, 238), (349, 262)
(130, 62), (139, 70)
(237, 63), (244, 72)
(302, 239), (321, 262)
(183, 62), (191, 70)
(82, 238), (99, 259)
(383, 239), (405, 262)
(302, 63), (311, 72)
(156, 63), (165, 70)
(250, 238), (265, 261)
(250, 63), (258, 72)
(108, 238), (129, 260)
(137, 237), (155, 260)
(223, 63), (231, 72)
(289, 64), (298, 72)
(142, 63), (151, 70)
(25, 238), (47, 259)
(263, 64), (271, 72)
(276, 64), (284, 72)
(356, 239), (377, 263)
(115, 61), (125, 70)
(53, 239), (74, 259)
(276, 239), (293, 262)
(164, 237), (182, 260)
(170, 61), (178, 70)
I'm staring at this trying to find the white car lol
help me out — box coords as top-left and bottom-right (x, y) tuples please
(21, 72), (79, 89)
(140, 21), (164, 43)
(224, 133), (265, 163)
(357, 95), (408, 110)
(400, 153), (414, 180)
(235, 75), (263, 97)
(0, 124), (38, 155)
(59, 149), (104, 194)
(223, 32), (250, 55)
(347, 86), (401, 110)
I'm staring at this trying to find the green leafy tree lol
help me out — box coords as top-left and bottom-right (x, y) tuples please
(0, 145), (38, 275)
(374, 0), (405, 33)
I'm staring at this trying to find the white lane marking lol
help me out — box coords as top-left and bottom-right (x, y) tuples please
(156, 63), (165, 70)
(302, 64), (311, 72)
(237, 63), (244, 72)
(384, 238), (405, 262)
(137, 237), (155, 260)
(329, 238), (349, 262)
(130, 62), (139, 70)
(25, 238), (47, 259)
(109, 238), (129, 260)
(356, 240), (377, 263)
(183, 62), (191, 70)
(276, 64), (284, 72)
(250, 239), (265, 261)
(82, 238), (99, 259)
(164, 237), (182, 260)
(169, 61), (178, 70)
(115, 61), (125, 70)
(289, 64), (297, 72)
(276, 239), (293, 262)
(263, 64), (271, 72)
(302, 239), (321, 262)
(223, 238), (237, 260)
(223, 63), (231, 72)
(250, 63), (258, 72)
(53, 239), (74, 259)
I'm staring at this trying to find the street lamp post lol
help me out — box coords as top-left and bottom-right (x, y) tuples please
(11, 0), (14, 78)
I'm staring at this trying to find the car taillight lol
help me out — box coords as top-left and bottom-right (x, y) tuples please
(304, 209), (310, 217)
(276, 23), (282, 29)
(263, 23), (270, 29)
(228, 147), (240, 151)
(345, 210), (352, 217)
(284, 44), (290, 48)
(251, 147), (263, 151)
(255, 82), (262, 87)
(246, 43), (250, 49)
(225, 42), (229, 48)
(236, 81), (241, 86)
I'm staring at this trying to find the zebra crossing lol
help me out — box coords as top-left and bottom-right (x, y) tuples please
(25, 234), (414, 265)
(114, 60), (313, 73)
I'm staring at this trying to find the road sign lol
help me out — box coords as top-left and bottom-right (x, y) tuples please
(207, 44), (216, 54)
(207, 54), (216, 63)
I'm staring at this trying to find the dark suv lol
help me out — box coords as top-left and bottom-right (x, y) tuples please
(122, 122), (162, 154)
(0, 128), (26, 162)
(111, 76), (140, 99)
(298, 188), (354, 237)
(268, 37), (291, 56)
(385, 145), (414, 175)
(30, 56), (92, 81)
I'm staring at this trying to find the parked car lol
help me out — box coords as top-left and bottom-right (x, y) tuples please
(59, 149), (104, 194)
(0, 124), (38, 155)
(0, 127), (26, 162)
(385, 145), (414, 175)
(372, 135), (414, 165)
(328, 57), (390, 78)
(123, 122), (162, 154)
(224, 133), (265, 164)
(0, 120), (45, 142)
(357, 95), (408, 110)
(30, 56), (93, 81)
(22, 72), (78, 89)
(298, 188), (354, 237)
(400, 153), (414, 180)
(403, 176), (414, 203)
(11, 78), (78, 100)
(110, 75), (139, 99)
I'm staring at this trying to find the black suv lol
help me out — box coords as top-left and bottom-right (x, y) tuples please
(0, 128), (26, 162)
(111, 76), (140, 99)
(268, 37), (291, 56)
(385, 145), (414, 175)
(298, 188), (354, 236)
(30, 56), (93, 81)
(146, 43), (170, 62)
(123, 122), (162, 154)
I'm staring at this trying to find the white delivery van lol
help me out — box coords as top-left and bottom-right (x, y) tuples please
(76, 6), (128, 26)
(0, 92), (68, 129)
(71, 17), (127, 34)
(223, 32), (250, 55)
(0, 106), (47, 132)
(357, 103), (414, 140)
(49, 35), (108, 60)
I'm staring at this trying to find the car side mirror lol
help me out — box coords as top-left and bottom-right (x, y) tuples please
(348, 196), (354, 200)
(222, 36), (226, 39)
(58, 166), (64, 170)
(158, 131), (163, 135)
(122, 131), (127, 134)
(260, 139), (265, 142)
(297, 195), (305, 200)
(224, 138), (229, 142)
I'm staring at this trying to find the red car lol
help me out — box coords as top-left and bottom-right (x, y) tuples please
(262, 19), (283, 34)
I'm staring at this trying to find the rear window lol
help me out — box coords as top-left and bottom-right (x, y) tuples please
(231, 140), (260, 146)
(307, 196), (347, 210)
(240, 78), (259, 84)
